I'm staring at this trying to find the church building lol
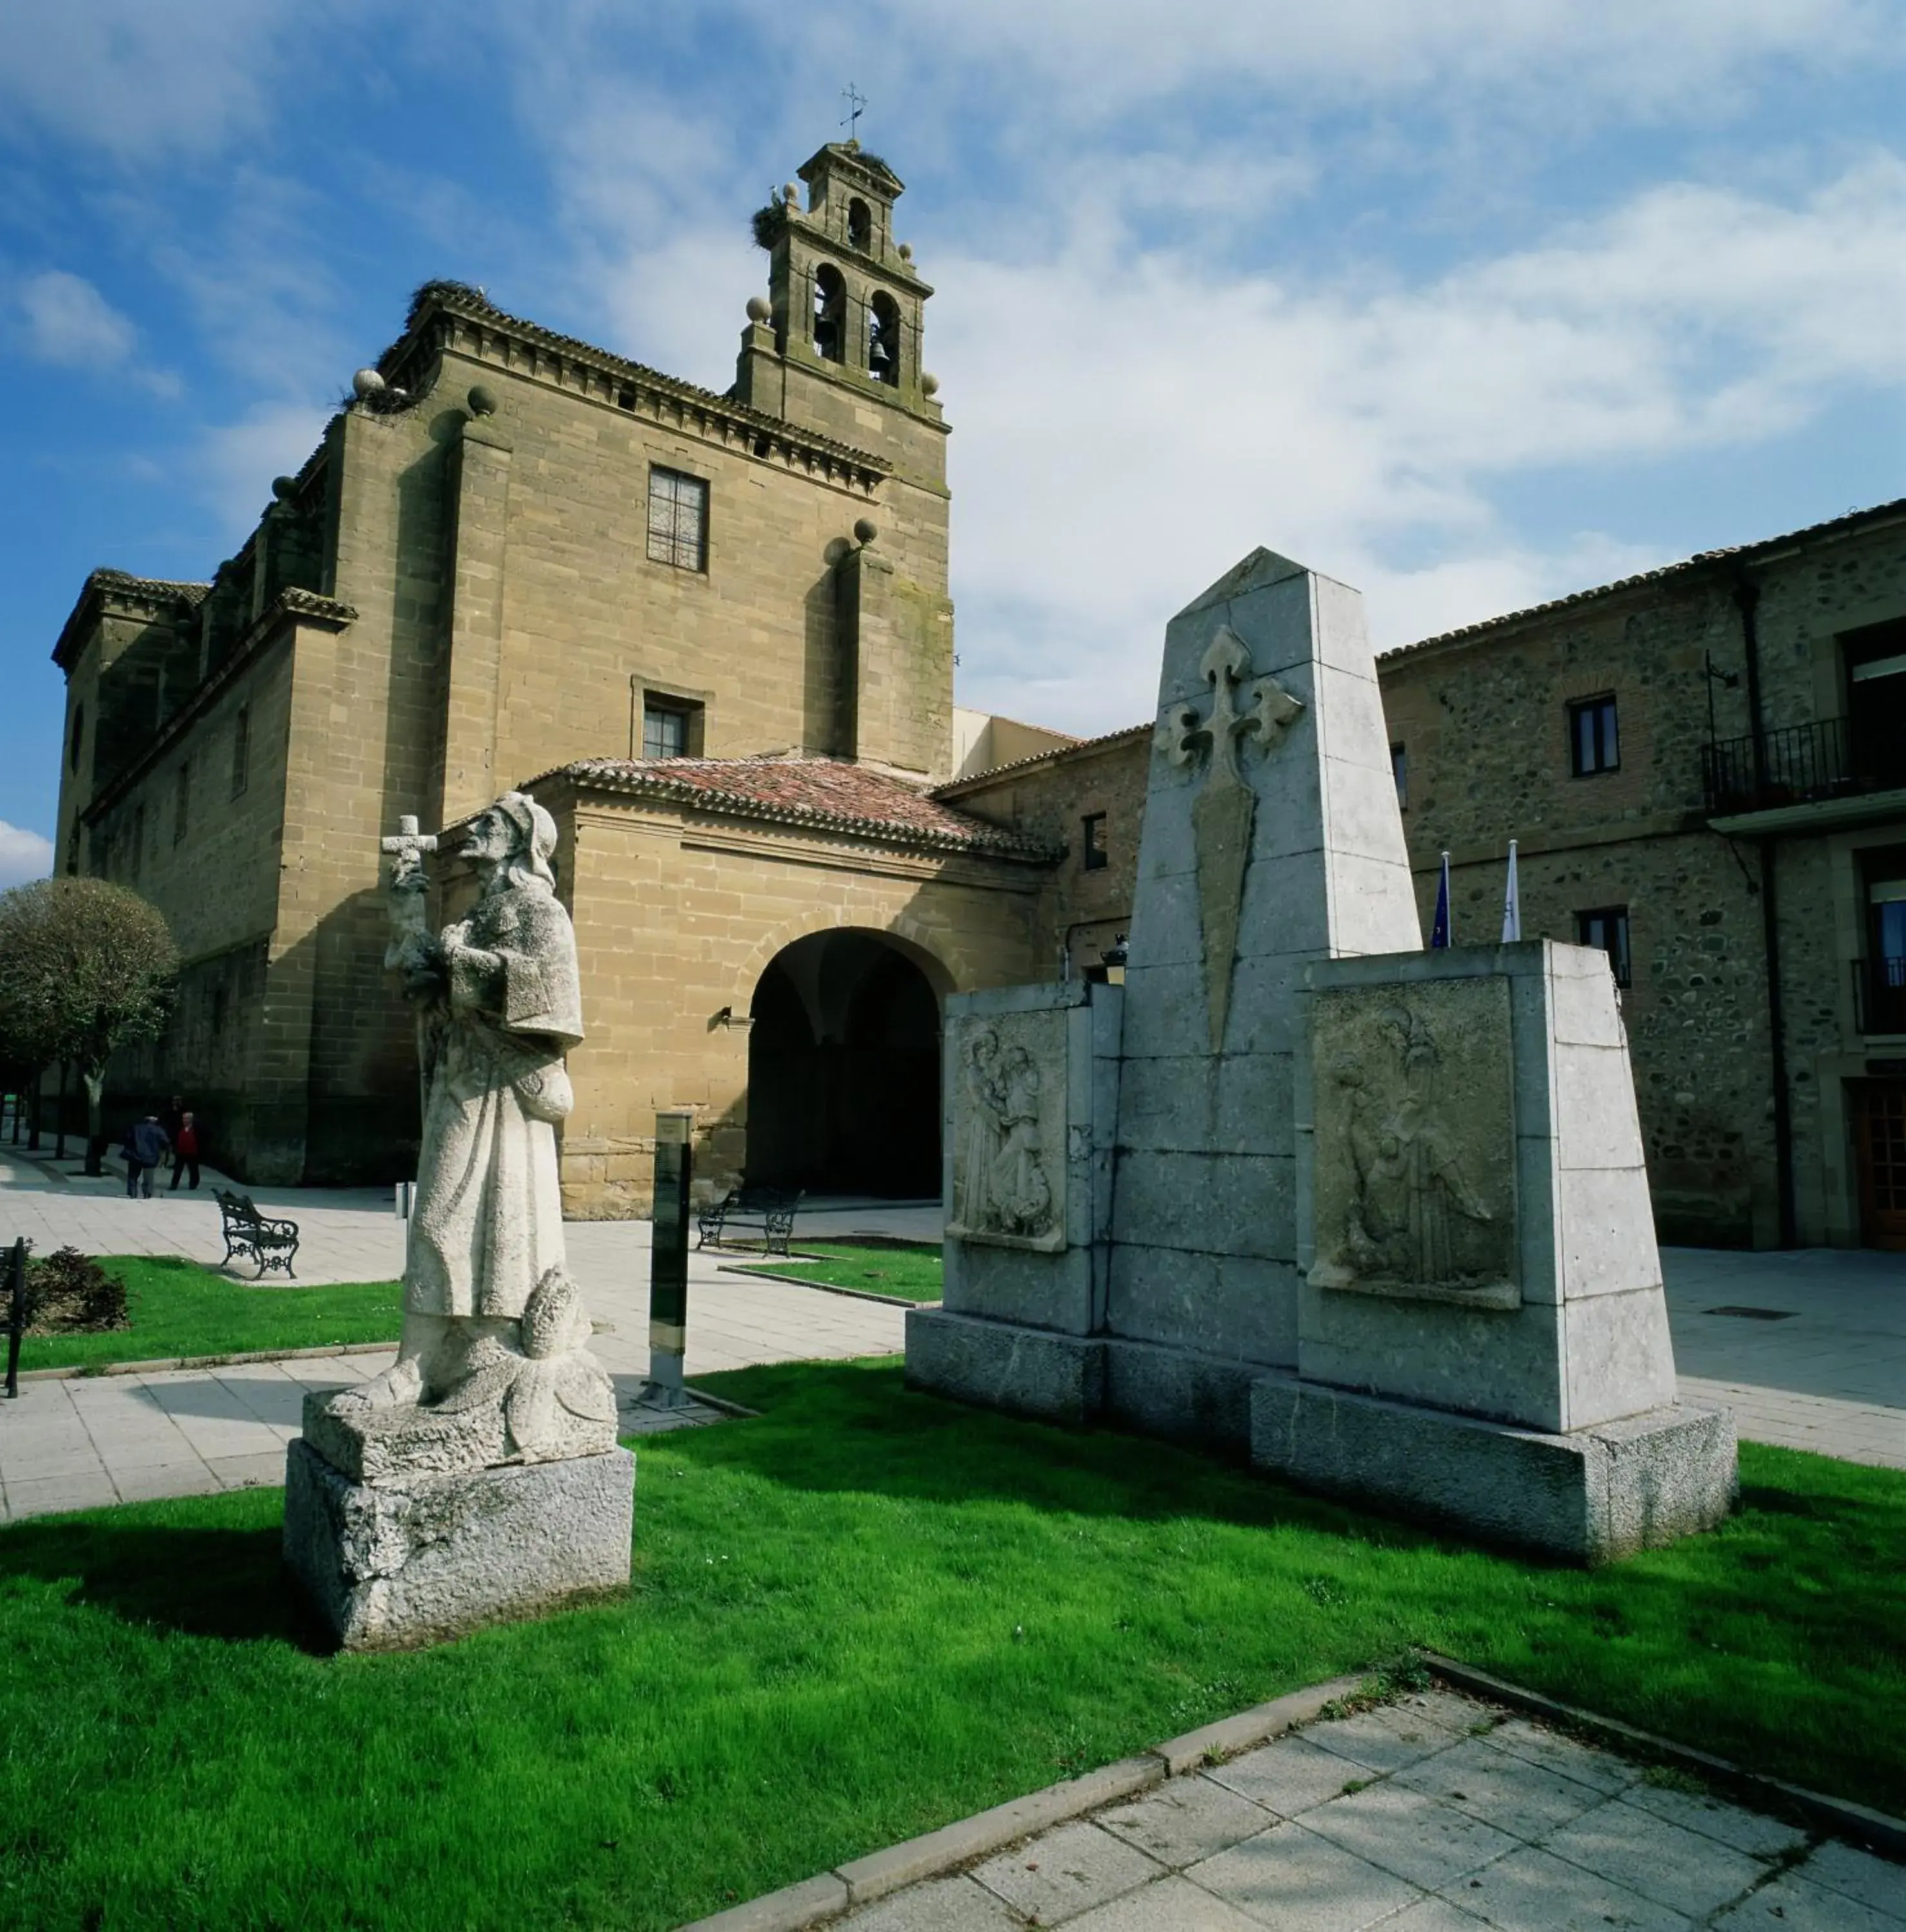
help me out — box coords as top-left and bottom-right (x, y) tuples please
(49, 142), (1106, 1211)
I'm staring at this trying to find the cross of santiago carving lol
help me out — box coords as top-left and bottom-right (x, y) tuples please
(1160, 627), (1303, 780)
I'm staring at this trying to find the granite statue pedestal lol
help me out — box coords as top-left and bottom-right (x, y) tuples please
(285, 1412), (634, 1652)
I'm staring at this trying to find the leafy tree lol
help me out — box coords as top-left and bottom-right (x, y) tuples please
(0, 880), (180, 1175)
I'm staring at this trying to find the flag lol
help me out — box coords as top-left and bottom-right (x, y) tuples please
(1430, 851), (1451, 949)
(1500, 838), (1521, 943)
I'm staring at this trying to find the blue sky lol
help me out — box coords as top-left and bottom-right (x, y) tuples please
(3, 1), (1904, 882)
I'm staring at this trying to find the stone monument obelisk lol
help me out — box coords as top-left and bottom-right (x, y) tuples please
(910, 548), (1736, 1562)
(283, 791), (634, 1649)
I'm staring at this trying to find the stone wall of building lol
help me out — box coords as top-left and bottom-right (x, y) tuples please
(525, 778), (1049, 1217)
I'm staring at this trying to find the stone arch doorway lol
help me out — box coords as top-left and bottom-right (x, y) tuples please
(744, 928), (943, 1198)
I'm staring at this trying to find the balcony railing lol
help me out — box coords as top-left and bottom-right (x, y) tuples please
(1854, 957), (1906, 1036)
(1702, 716), (1906, 815)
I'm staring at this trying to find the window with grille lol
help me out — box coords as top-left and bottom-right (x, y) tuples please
(647, 468), (708, 572)
(1577, 905), (1631, 986)
(1569, 695), (1619, 775)
(643, 702), (695, 761)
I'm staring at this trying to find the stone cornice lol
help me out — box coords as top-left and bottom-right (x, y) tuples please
(53, 569), (211, 671)
(382, 285), (893, 497)
(79, 588), (357, 824)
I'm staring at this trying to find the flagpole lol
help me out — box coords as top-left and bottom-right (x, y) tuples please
(1431, 851), (1451, 949)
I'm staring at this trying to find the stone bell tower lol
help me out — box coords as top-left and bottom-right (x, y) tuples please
(733, 141), (954, 782)
(733, 140), (947, 494)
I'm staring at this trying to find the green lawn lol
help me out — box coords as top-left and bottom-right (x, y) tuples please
(1, 1359), (1900, 1932)
(16, 1255), (402, 1372)
(730, 1238), (943, 1302)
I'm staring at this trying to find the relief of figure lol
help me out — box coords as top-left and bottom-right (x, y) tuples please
(326, 792), (616, 1466)
(951, 1023), (1057, 1244)
(986, 1042), (1053, 1238)
(1320, 1003), (1498, 1291)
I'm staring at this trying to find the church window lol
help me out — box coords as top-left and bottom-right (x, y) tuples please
(847, 198), (873, 251)
(642, 697), (701, 761)
(1080, 812), (1108, 871)
(1569, 694), (1619, 775)
(69, 703), (84, 773)
(813, 264), (847, 363)
(1391, 743), (1408, 808)
(868, 292), (901, 386)
(231, 705), (250, 799)
(173, 761), (190, 846)
(647, 466), (708, 572)
(1577, 905), (1631, 987)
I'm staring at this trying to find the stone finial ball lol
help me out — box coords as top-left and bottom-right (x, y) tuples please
(467, 383), (498, 417)
(745, 294), (771, 324)
(920, 370), (940, 397)
(270, 475), (297, 502)
(783, 182), (800, 205)
(853, 517), (879, 547)
(351, 367), (387, 399)
(898, 242), (913, 261)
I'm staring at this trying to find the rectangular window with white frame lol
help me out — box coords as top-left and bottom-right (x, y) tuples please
(1576, 905), (1631, 986)
(1569, 695), (1619, 775)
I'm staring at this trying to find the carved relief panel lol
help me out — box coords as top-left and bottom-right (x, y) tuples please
(946, 1009), (1068, 1253)
(1309, 978), (1519, 1309)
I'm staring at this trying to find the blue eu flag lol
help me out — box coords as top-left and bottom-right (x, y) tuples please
(1430, 852), (1451, 949)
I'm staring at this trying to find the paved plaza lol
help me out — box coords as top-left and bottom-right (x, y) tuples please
(826, 1684), (1902, 1932)
(0, 1145), (1899, 1522)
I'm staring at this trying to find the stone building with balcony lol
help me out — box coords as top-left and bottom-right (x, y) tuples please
(955, 498), (1906, 1252)
(1377, 497), (1906, 1251)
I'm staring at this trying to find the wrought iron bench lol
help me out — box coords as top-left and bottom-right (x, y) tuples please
(214, 1188), (301, 1279)
(695, 1187), (803, 1258)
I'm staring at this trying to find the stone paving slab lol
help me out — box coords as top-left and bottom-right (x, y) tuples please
(817, 1686), (1904, 1932)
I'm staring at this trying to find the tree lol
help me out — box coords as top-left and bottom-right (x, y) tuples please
(0, 880), (180, 1175)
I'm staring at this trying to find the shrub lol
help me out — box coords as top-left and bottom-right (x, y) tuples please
(22, 1247), (129, 1334)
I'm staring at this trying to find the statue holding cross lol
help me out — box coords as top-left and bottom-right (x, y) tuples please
(323, 792), (615, 1468)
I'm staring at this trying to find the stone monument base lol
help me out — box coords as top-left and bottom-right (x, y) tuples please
(1249, 1378), (1737, 1564)
(283, 1437), (635, 1651)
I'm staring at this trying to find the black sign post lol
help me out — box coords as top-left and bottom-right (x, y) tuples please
(638, 1110), (694, 1410)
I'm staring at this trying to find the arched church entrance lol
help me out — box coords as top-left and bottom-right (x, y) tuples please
(744, 928), (942, 1198)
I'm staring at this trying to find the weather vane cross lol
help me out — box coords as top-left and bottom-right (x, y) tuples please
(840, 82), (867, 137)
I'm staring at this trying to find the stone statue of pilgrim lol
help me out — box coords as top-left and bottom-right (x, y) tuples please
(333, 792), (614, 1462)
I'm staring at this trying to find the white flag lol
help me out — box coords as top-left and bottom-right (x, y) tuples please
(1500, 839), (1521, 943)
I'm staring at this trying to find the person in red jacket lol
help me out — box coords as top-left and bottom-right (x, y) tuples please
(169, 1111), (202, 1192)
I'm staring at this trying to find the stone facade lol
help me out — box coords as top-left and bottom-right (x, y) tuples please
(48, 142), (1051, 1206)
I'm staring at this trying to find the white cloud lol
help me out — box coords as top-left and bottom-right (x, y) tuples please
(195, 401), (333, 535)
(933, 153), (1906, 734)
(16, 270), (136, 366)
(0, 3), (310, 163)
(0, 822), (53, 890)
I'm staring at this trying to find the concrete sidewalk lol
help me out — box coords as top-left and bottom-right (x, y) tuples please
(0, 1146), (1899, 1520)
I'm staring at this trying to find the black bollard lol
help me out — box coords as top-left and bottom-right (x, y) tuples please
(638, 1110), (694, 1409)
(5, 1236), (28, 1399)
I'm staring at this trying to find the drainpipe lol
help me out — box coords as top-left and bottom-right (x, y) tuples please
(1733, 570), (1797, 1247)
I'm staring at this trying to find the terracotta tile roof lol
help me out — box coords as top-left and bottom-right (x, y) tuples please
(934, 723), (1152, 795)
(1381, 494), (1906, 663)
(539, 756), (1062, 860)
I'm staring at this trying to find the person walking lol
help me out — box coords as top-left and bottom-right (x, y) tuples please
(120, 1121), (142, 1199)
(128, 1115), (169, 1201)
(169, 1111), (202, 1191)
